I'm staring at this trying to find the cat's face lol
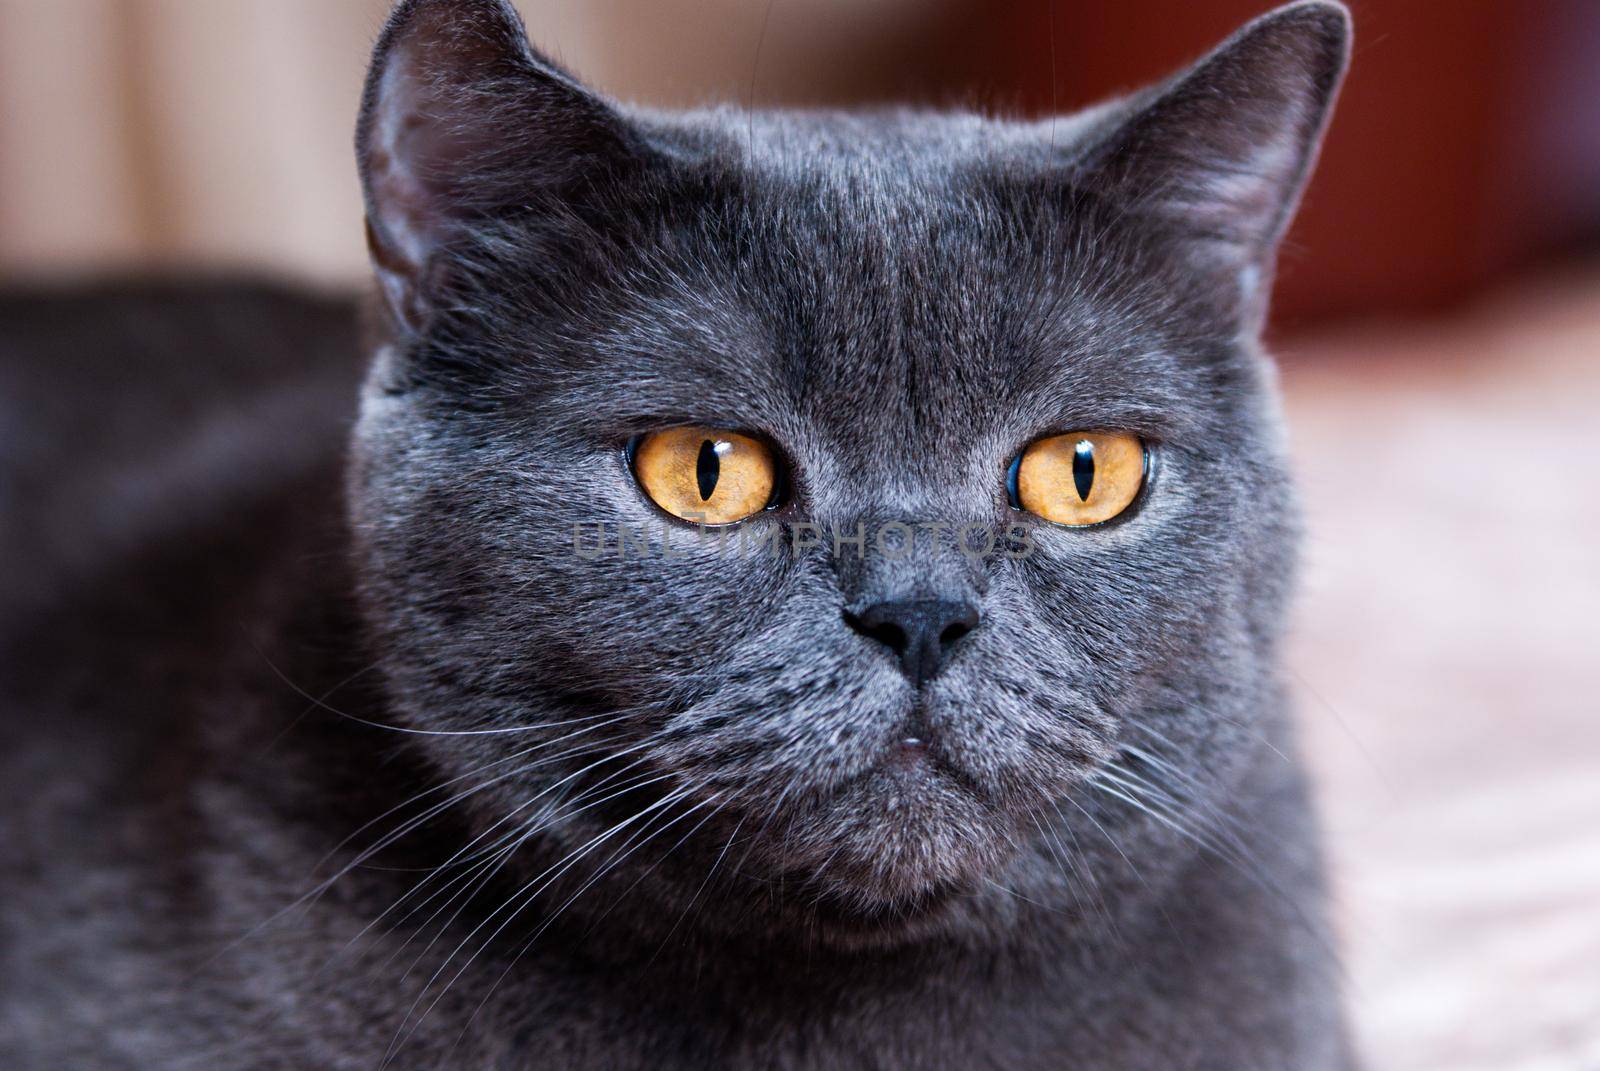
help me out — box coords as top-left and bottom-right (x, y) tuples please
(350, 0), (1346, 935)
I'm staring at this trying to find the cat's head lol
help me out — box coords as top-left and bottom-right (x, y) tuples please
(348, 0), (1347, 940)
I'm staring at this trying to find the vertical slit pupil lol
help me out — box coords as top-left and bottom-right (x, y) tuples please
(696, 439), (720, 501)
(1072, 440), (1095, 501)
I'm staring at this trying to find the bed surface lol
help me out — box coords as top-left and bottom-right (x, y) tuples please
(1282, 270), (1600, 1071)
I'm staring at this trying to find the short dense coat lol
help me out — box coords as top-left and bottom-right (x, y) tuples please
(1, 2), (1354, 1067)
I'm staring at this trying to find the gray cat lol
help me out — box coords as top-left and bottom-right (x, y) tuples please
(0, 1), (1354, 1067)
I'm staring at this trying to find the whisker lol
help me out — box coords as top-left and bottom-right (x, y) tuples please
(647, 807), (746, 962)
(382, 783), (701, 1064)
(341, 757), (666, 979)
(388, 765), (685, 979)
(256, 646), (628, 736)
(448, 787), (729, 1060)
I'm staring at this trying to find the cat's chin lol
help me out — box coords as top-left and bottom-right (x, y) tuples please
(787, 874), (970, 943)
(756, 751), (1014, 931)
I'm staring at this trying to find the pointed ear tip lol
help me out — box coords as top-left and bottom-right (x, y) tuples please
(1255, 1), (1353, 51)
(361, 0), (534, 108)
(375, 0), (454, 41)
(1222, 1), (1352, 93)
(371, 0), (529, 63)
(380, 0), (524, 27)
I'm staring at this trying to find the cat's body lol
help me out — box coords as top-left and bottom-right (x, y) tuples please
(2, 4), (1354, 1068)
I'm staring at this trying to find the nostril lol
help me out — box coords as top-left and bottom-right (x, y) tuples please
(844, 608), (910, 655)
(866, 619), (909, 655)
(938, 620), (972, 647)
(938, 602), (980, 648)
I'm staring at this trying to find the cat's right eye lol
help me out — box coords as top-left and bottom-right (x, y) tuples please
(630, 426), (780, 525)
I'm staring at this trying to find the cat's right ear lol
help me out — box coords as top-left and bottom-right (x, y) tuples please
(356, 0), (641, 335)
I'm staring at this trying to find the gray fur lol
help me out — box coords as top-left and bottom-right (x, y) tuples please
(1, 3), (1354, 1067)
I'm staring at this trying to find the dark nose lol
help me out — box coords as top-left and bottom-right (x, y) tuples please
(845, 599), (980, 689)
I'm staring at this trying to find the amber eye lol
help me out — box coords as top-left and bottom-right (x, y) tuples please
(1011, 431), (1147, 527)
(631, 426), (779, 525)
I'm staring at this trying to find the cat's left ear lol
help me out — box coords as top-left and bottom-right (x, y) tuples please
(356, 0), (645, 335)
(1072, 1), (1351, 324)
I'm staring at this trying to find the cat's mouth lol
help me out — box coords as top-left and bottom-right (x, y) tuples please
(642, 684), (1102, 925)
(856, 726), (991, 800)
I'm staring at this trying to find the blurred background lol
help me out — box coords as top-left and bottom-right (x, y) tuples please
(2, 1), (1597, 1067)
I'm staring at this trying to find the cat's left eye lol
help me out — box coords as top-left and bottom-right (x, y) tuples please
(631, 426), (780, 525)
(1008, 430), (1148, 527)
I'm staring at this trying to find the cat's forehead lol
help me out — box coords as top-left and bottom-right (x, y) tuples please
(546, 204), (1213, 477)
(590, 117), (1214, 440)
(647, 108), (1176, 337)
(516, 108), (1239, 463)
(642, 106), (1112, 179)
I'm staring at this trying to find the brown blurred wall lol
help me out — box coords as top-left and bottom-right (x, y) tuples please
(978, 0), (1600, 326)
